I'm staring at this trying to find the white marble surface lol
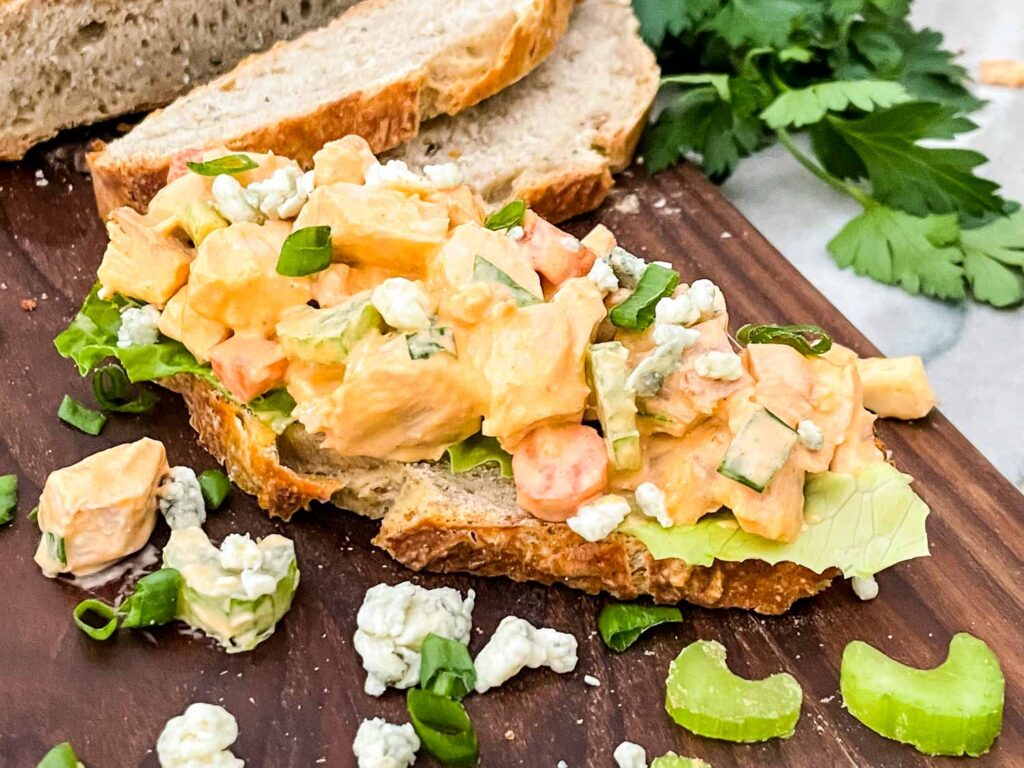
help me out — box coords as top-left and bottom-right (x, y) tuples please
(720, 0), (1024, 489)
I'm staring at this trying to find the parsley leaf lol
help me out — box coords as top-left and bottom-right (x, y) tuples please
(632, 0), (714, 47)
(644, 75), (769, 179)
(828, 205), (965, 300)
(762, 80), (910, 129)
(960, 212), (1024, 307)
(825, 103), (1005, 218)
(711, 0), (807, 49)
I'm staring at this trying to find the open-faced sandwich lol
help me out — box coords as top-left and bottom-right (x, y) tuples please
(58, 136), (938, 614)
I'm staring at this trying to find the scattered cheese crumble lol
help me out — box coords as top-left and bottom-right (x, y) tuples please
(156, 703), (243, 768)
(613, 741), (647, 768)
(797, 419), (825, 451)
(635, 482), (672, 528)
(158, 466), (206, 530)
(852, 575), (879, 601)
(694, 350), (744, 381)
(352, 717), (419, 768)
(117, 304), (161, 348)
(474, 616), (577, 694)
(371, 278), (434, 332)
(567, 495), (631, 542)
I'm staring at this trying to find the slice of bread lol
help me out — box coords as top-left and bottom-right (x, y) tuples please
(87, 0), (576, 216)
(162, 375), (837, 616)
(0, 0), (362, 160)
(388, 0), (659, 223)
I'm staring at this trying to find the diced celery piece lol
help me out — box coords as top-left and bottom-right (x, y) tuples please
(841, 633), (1004, 757)
(651, 754), (711, 768)
(665, 640), (802, 742)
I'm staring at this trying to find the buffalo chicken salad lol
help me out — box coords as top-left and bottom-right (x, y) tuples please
(55, 134), (939, 599)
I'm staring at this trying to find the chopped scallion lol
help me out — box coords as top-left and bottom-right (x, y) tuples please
(36, 742), (81, 768)
(73, 599), (119, 641)
(0, 474), (16, 527)
(276, 225), (333, 277)
(197, 470), (231, 511)
(419, 633), (476, 701)
(609, 263), (680, 331)
(473, 255), (541, 307)
(598, 603), (683, 652)
(92, 364), (158, 413)
(736, 323), (832, 356)
(186, 153), (259, 176)
(57, 395), (107, 435)
(406, 688), (479, 767)
(119, 568), (182, 629)
(483, 199), (526, 230)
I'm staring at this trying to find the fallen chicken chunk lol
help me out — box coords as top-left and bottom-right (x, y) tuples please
(33, 438), (169, 577)
(856, 356), (936, 420)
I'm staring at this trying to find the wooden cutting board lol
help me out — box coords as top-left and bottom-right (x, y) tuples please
(0, 129), (1020, 768)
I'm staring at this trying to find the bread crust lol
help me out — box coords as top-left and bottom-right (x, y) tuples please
(87, 0), (576, 218)
(163, 373), (836, 613)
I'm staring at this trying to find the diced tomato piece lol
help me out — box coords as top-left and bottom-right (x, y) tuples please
(166, 147), (206, 183)
(209, 335), (288, 404)
(519, 211), (596, 288)
(512, 423), (609, 521)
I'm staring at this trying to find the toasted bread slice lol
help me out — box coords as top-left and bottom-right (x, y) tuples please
(0, 0), (362, 161)
(163, 373), (837, 614)
(387, 0), (659, 223)
(87, 0), (576, 217)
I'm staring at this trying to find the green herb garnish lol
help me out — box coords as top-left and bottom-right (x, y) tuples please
(28, 505), (39, 523)
(736, 324), (832, 356)
(598, 603), (683, 652)
(186, 153), (258, 176)
(446, 433), (513, 478)
(609, 263), (679, 330)
(0, 475), (16, 527)
(276, 225), (333, 277)
(406, 688), (479, 767)
(36, 742), (81, 768)
(58, 394), (107, 435)
(419, 633), (476, 701)
(92, 363), (158, 413)
(407, 327), (456, 360)
(473, 255), (541, 306)
(72, 569), (182, 640)
(483, 199), (526, 230)
(73, 599), (120, 641)
(637, 1), (1024, 306)
(45, 532), (66, 567)
(197, 469), (231, 511)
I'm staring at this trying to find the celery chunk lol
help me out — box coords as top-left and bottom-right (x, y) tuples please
(841, 633), (1004, 757)
(650, 754), (711, 768)
(665, 640), (802, 742)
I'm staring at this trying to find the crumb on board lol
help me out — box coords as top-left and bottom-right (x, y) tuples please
(504, 730), (515, 741)
(980, 59), (1024, 87)
(20, 298), (38, 311)
(611, 192), (640, 215)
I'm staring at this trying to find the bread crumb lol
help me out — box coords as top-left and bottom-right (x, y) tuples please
(980, 60), (1024, 87)
(583, 674), (600, 687)
(720, 231), (732, 239)
(611, 192), (640, 215)
(504, 730), (515, 741)
(20, 298), (38, 311)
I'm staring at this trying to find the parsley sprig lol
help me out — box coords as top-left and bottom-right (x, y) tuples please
(636, 0), (1024, 307)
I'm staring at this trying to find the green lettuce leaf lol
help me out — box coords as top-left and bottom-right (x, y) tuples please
(54, 287), (296, 433)
(619, 462), (929, 579)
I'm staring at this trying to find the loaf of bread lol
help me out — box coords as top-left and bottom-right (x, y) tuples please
(0, 0), (362, 159)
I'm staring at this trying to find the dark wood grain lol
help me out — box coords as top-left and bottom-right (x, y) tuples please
(0, 130), (1020, 768)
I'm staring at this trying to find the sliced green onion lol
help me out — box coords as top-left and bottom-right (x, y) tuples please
(609, 263), (680, 331)
(0, 474), (16, 526)
(119, 568), (182, 629)
(841, 634), (1004, 757)
(419, 633), (476, 701)
(473, 255), (541, 307)
(446, 433), (513, 478)
(483, 199), (526, 230)
(186, 153), (258, 176)
(37, 742), (81, 768)
(45, 532), (67, 567)
(73, 599), (119, 641)
(736, 323), (832, 356)
(598, 603), (683, 652)
(665, 640), (802, 742)
(197, 470), (231, 511)
(92, 364), (158, 413)
(57, 394), (107, 435)
(650, 754), (711, 768)
(276, 225), (333, 277)
(407, 688), (479, 767)
(28, 505), (39, 523)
